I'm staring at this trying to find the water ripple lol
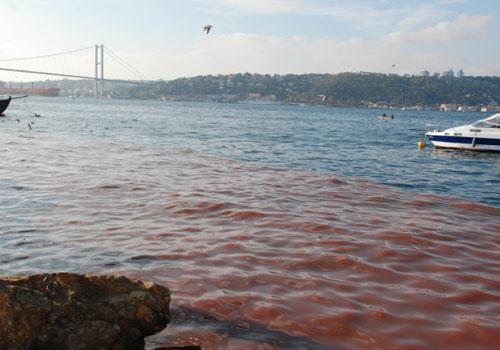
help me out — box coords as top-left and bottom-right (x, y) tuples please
(1, 99), (499, 349)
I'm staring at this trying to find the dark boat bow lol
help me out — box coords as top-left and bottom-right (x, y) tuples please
(0, 97), (12, 116)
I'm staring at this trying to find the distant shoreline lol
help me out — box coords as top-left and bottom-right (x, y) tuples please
(4, 72), (497, 113)
(14, 93), (499, 114)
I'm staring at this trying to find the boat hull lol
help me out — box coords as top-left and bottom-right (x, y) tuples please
(427, 134), (500, 152)
(0, 97), (11, 115)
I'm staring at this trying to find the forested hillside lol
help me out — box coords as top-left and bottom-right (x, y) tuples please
(117, 72), (500, 107)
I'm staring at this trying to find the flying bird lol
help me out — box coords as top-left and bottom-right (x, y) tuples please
(392, 64), (396, 67)
(202, 25), (213, 34)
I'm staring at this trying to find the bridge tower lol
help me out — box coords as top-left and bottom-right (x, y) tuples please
(94, 44), (104, 98)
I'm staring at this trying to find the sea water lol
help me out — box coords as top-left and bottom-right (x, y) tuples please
(1, 97), (499, 349)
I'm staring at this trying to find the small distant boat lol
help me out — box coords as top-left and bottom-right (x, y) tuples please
(0, 95), (28, 116)
(378, 113), (394, 120)
(426, 113), (500, 152)
(0, 96), (11, 116)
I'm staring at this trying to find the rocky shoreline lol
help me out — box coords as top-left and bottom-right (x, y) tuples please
(0, 273), (196, 350)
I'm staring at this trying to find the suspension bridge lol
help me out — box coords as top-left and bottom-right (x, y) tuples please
(0, 45), (149, 98)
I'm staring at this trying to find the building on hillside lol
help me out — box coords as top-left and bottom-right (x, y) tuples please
(480, 103), (500, 113)
(247, 93), (261, 100)
(442, 69), (455, 78)
(440, 103), (457, 112)
(456, 105), (477, 112)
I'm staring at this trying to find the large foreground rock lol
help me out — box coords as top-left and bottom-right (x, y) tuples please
(0, 273), (170, 350)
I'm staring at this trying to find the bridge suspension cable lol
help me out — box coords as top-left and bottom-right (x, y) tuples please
(104, 47), (149, 81)
(0, 46), (94, 62)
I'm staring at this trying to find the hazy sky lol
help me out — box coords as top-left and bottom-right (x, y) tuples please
(1, 0), (499, 81)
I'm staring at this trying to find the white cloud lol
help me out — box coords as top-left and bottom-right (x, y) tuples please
(384, 14), (493, 44)
(395, 3), (451, 31)
(208, 0), (401, 29)
(218, 0), (305, 14)
(207, 0), (462, 32)
(124, 27), (498, 79)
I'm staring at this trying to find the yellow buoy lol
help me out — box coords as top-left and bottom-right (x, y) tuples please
(418, 140), (426, 149)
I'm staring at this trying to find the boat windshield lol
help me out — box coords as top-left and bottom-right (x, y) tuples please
(472, 114), (500, 128)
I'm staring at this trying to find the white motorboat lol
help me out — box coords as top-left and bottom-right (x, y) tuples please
(426, 113), (500, 152)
